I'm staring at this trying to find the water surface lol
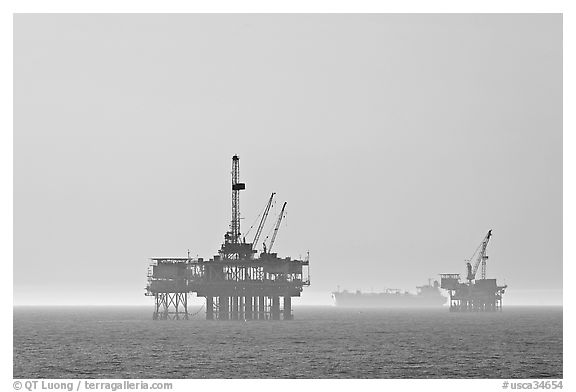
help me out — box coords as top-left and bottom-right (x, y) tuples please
(13, 306), (562, 378)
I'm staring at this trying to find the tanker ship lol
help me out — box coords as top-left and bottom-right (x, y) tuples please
(331, 280), (447, 308)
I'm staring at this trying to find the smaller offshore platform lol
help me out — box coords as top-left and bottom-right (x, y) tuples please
(145, 155), (310, 321)
(440, 230), (507, 312)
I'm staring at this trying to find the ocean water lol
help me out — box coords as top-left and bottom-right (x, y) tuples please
(13, 306), (562, 379)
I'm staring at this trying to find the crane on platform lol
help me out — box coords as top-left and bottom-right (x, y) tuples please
(466, 230), (493, 282)
(263, 201), (287, 254)
(251, 192), (275, 251)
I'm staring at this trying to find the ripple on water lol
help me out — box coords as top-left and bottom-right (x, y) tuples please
(13, 306), (563, 379)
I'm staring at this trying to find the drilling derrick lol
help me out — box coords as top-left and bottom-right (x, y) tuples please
(230, 155), (243, 245)
(440, 230), (507, 312)
(220, 155), (253, 260)
(146, 155), (310, 321)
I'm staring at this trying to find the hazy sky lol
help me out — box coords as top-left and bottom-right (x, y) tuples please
(14, 14), (562, 306)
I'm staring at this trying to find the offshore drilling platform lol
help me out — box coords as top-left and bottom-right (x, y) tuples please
(145, 155), (310, 321)
(440, 230), (507, 312)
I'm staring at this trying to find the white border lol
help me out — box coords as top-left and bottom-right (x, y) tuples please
(2, 1), (571, 391)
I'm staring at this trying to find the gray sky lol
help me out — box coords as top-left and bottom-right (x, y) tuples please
(14, 14), (562, 306)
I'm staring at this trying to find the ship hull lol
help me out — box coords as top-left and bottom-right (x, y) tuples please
(332, 292), (447, 308)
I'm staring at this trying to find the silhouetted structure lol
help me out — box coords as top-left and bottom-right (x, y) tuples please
(146, 155), (310, 320)
(331, 279), (447, 308)
(440, 230), (507, 312)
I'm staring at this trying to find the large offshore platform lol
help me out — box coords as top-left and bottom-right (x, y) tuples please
(145, 155), (310, 320)
(440, 230), (507, 312)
